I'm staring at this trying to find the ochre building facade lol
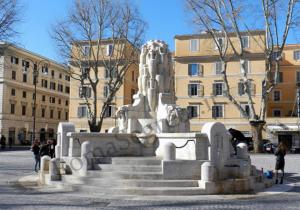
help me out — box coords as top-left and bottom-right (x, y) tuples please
(0, 42), (69, 144)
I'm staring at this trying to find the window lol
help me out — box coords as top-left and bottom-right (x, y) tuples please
(11, 89), (15, 96)
(77, 106), (88, 118)
(277, 72), (283, 83)
(241, 104), (250, 117)
(105, 67), (117, 78)
(294, 50), (300, 60)
(41, 108), (45, 118)
(104, 105), (115, 117)
(50, 82), (56, 90)
(83, 45), (90, 57)
(50, 109), (54, 119)
(273, 90), (281, 101)
(188, 64), (203, 76)
(188, 83), (203, 97)
(22, 74), (27, 83)
(65, 111), (68, 120)
(106, 44), (113, 56)
(212, 105), (223, 118)
(49, 97), (55, 104)
(58, 84), (63, 92)
(215, 61), (223, 74)
(241, 36), (249, 48)
(213, 83), (224, 96)
(41, 79), (48, 88)
(59, 73), (62, 79)
(42, 95), (46, 102)
(190, 39), (199, 52)
(58, 99), (61, 105)
(238, 82), (246, 96)
(215, 37), (224, 50)
(241, 60), (249, 74)
(187, 105), (198, 118)
(10, 104), (15, 114)
(22, 91), (26, 98)
(238, 82), (255, 96)
(79, 86), (91, 98)
(65, 75), (70, 81)
(22, 60), (29, 72)
(41, 66), (48, 74)
(296, 72), (300, 83)
(58, 111), (61, 119)
(132, 71), (135, 81)
(65, 100), (69, 106)
(271, 51), (281, 60)
(104, 85), (110, 97)
(273, 109), (281, 117)
(11, 56), (19, 64)
(65, 86), (70, 94)
(51, 70), (55, 78)
(22, 105), (26, 116)
(82, 68), (89, 79)
(12, 71), (16, 80)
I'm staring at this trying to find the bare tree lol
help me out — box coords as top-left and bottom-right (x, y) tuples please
(52, 0), (146, 132)
(186, 0), (299, 152)
(0, 0), (20, 40)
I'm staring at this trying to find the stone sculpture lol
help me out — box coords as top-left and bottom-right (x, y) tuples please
(110, 40), (189, 134)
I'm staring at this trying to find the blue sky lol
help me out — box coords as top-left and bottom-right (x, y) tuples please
(16, 0), (299, 62)
(17, 0), (192, 62)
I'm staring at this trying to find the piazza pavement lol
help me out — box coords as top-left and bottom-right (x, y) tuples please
(0, 148), (300, 210)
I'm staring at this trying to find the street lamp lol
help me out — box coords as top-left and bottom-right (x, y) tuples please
(24, 58), (49, 144)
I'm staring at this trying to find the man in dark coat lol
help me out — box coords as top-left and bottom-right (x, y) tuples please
(0, 135), (6, 149)
(228, 128), (247, 154)
(39, 140), (51, 157)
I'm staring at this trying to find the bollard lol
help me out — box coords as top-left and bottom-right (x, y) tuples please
(236, 142), (248, 159)
(201, 161), (216, 182)
(49, 158), (61, 181)
(163, 142), (176, 160)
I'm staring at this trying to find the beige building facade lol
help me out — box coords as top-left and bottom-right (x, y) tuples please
(69, 40), (138, 132)
(174, 31), (266, 135)
(0, 42), (69, 144)
(266, 44), (300, 150)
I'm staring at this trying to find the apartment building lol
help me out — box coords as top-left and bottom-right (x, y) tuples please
(174, 31), (266, 134)
(69, 39), (138, 132)
(0, 42), (69, 144)
(266, 44), (300, 150)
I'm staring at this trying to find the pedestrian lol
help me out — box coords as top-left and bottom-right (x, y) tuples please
(274, 142), (288, 184)
(31, 139), (40, 172)
(0, 135), (6, 150)
(39, 140), (51, 157)
(49, 139), (55, 158)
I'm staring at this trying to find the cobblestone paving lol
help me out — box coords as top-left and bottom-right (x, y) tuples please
(0, 149), (300, 210)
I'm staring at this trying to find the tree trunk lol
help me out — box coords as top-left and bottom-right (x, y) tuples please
(250, 120), (266, 153)
(88, 119), (101, 132)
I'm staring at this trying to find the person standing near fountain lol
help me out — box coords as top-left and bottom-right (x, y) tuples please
(274, 142), (288, 184)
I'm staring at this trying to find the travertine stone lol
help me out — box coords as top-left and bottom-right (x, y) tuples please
(163, 142), (176, 160)
(49, 158), (61, 181)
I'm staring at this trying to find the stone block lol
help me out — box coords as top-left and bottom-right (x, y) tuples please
(163, 160), (203, 180)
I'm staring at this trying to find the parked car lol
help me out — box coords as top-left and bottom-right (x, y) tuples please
(263, 142), (277, 153)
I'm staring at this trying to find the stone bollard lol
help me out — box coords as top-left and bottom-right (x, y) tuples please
(81, 141), (93, 171)
(163, 142), (176, 160)
(49, 158), (61, 181)
(236, 142), (248, 159)
(55, 145), (61, 159)
(39, 155), (51, 184)
(201, 161), (216, 182)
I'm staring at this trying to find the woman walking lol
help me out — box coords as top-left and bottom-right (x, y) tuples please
(275, 142), (288, 184)
(31, 140), (41, 172)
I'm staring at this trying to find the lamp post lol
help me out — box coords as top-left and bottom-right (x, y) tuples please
(32, 63), (39, 143)
(25, 58), (49, 144)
